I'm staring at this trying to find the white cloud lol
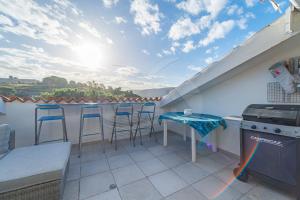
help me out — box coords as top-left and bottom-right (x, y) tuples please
(176, 0), (227, 18)
(106, 37), (114, 44)
(205, 46), (219, 54)
(130, 0), (162, 35)
(187, 65), (203, 71)
(102, 0), (119, 8)
(245, 0), (255, 7)
(142, 49), (150, 55)
(199, 20), (235, 46)
(115, 16), (127, 24)
(182, 40), (195, 53)
(227, 5), (244, 15)
(79, 22), (102, 40)
(162, 49), (172, 55)
(156, 53), (163, 57)
(168, 16), (211, 40)
(176, 0), (203, 15)
(204, 0), (228, 18)
(0, 15), (14, 26)
(0, 0), (82, 47)
(116, 66), (139, 76)
(237, 18), (247, 30)
(205, 57), (213, 64)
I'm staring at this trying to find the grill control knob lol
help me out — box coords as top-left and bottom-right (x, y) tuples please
(274, 128), (281, 133)
(251, 125), (257, 129)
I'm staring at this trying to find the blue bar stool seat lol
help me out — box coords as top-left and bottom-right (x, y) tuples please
(78, 104), (104, 157)
(38, 116), (65, 121)
(133, 102), (156, 146)
(111, 103), (133, 150)
(35, 104), (68, 145)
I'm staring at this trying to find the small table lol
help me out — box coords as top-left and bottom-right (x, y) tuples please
(158, 112), (227, 162)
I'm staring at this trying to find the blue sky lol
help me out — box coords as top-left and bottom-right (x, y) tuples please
(0, 0), (288, 89)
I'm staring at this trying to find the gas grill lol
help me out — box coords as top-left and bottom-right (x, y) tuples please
(237, 104), (300, 199)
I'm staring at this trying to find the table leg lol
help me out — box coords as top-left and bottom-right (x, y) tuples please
(183, 125), (188, 142)
(211, 129), (218, 152)
(163, 120), (168, 146)
(191, 128), (196, 162)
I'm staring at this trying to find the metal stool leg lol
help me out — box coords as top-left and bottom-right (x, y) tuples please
(35, 108), (38, 145)
(111, 117), (116, 144)
(78, 116), (84, 158)
(61, 108), (68, 142)
(114, 121), (117, 150)
(99, 116), (105, 153)
(133, 113), (141, 146)
(62, 118), (68, 142)
(37, 121), (43, 145)
(128, 115), (132, 142)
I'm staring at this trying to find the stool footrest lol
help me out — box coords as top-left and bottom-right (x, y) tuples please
(81, 132), (102, 137)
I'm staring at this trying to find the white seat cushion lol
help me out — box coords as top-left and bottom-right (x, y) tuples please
(0, 142), (71, 193)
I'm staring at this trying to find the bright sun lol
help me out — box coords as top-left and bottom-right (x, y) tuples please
(73, 42), (103, 69)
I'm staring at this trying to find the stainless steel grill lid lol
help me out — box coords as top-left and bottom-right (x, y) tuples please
(242, 104), (300, 126)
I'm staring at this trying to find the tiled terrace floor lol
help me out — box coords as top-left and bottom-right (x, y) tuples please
(64, 132), (295, 200)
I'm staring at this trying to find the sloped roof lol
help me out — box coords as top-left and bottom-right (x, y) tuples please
(160, 10), (300, 107)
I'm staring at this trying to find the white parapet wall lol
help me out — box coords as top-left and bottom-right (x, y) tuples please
(0, 101), (163, 148)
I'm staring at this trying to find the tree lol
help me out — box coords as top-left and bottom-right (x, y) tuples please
(0, 86), (16, 96)
(42, 76), (68, 88)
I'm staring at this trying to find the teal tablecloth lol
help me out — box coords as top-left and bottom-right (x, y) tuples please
(158, 112), (227, 137)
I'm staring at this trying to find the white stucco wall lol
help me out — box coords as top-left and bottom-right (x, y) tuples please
(0, 102), (162, 147)
(162, 44), (300, 155)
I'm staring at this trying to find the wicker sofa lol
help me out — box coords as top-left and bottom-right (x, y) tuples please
(0, 125), (71, 200)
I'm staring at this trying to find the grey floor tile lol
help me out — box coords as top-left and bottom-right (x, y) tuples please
(112, 164), (145, 187)
(158, 153), (186, 168)
(81, 151), (106, 163)
(149, 170), (187, 197)
(125, 144), (146, 153)
(175, 150), (192, 161)
(80, 171), (115, 199)
(63, 180), (79, 200)
(108, 154), (134, 169)
(193, 175), (241, 200)
(165, 186), (208, 200)
(240, 183), (295, 200)
(173, 162), (210, 184)
(119, 178), (162, 200)
(215, 168), (255, 194)
(129, 150), (155, 162)
(194, 157), (227, 173)
(81, 159), (109, 177)
(105, 145), (128, 157)
(207, 152), (236, 166)
(67, 164), (80, 181)
(70, 154), (81, 165)
(148, 145), (174, 156)
(84, 189), (122, 200)
(137, 158), (168, 176)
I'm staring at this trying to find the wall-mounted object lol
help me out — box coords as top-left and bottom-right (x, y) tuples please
(269, 61), (295, 94)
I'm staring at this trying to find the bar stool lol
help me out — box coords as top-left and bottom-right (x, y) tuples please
(133, 102), (156, 146)
(111, 103), (133, 150)
(35, 104), (68, 145)
(78, 104), (104, 157)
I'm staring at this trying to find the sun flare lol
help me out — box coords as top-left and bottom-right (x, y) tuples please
(73, 42), (103, 69)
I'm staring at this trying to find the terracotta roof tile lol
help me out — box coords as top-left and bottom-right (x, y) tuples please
(0, 96), (162, 104)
